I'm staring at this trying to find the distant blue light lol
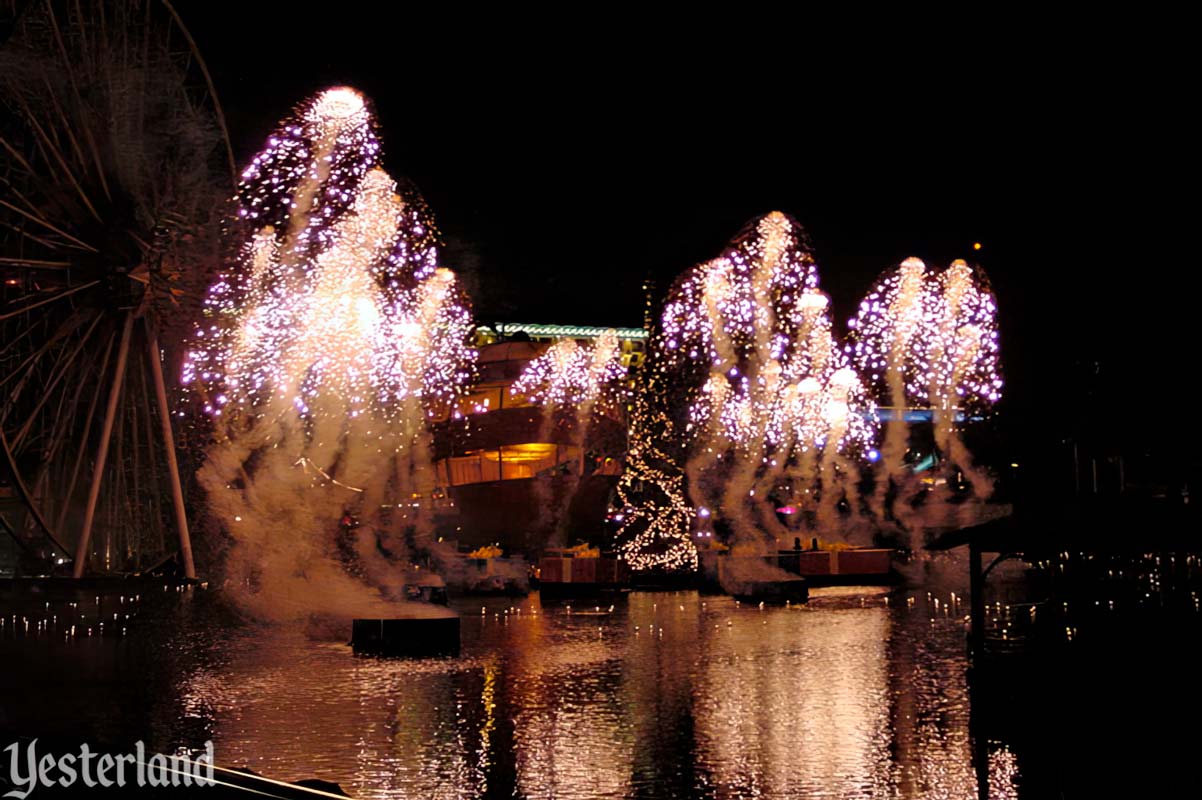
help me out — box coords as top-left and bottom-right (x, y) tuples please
(867, 449), (880, 462)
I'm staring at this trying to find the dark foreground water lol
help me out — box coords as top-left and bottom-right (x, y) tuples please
(2, 550), (1199, 799)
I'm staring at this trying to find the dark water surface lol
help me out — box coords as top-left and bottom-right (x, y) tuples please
(2, 551), (1198, 799)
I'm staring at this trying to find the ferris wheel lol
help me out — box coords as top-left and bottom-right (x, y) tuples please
(0, 0), (234, 577)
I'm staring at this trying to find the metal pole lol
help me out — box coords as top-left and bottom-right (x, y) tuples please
(56, 332), (114, 535)
(146, 324), (196, 580)
(1072, 442), (1080, 495)
(969, 541), (985, 661)
(73, 313), (134, 578)
(137, 364), (166, 555)
(0, 426), (72, 558)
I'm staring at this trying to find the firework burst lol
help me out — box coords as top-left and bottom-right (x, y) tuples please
(847, 257), (1001, 414)
(184, 88), (474, 425)
(664, 212), (876, 458)
(618, 212), (878, 566)
(186, 88), (474, 620)
(510, 330), (628, 413)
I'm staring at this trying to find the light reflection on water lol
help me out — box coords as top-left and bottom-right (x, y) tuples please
(167, 585), (1015, 799)
(0, 560), (1024, 799)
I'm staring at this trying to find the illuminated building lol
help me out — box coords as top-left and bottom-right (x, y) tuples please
(429, 324), (647, 551)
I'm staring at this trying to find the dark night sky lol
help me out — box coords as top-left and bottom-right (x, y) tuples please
(178, 6), (1192, 462)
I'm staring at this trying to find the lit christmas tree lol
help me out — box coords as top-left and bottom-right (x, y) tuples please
(617, 212), (878, 567)
(613, 361), (698, 572)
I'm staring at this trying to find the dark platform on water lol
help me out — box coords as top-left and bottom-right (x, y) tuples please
(351, 616), (460, 657)
(730, 578), (809, 605)
(630, 571), (703, 591)
(537, 582), (630, 602)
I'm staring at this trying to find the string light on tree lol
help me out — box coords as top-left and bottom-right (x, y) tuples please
(613, 388), (699, 572)
(618, 212), (878, 568)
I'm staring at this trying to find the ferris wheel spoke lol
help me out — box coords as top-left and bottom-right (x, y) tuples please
(43, 81), (100, 195)
(7, 94), (101, 221)
(0, 279), (100, 322)
(0, 135), (37, 175)
(161, 0), (236, 184)
(0, 323), (38, 359)
(10, 311), (102, 450)
(0, 423), (71, 558)
(0, 199), (97, 253)
(35, 1), (115, 203)
(0, 311), (87, 426)
(0, 257), (71, 268)
(56, 328), (115, 536)
(40, 348), (90, 474)
(0, 172), (66, 237)
(1, 323), (61, 397)
(0, 218), (60, 252)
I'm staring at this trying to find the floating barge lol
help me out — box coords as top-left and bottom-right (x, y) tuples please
(725, 576), (809, 605)
(776, 547), (896, 586)
(350, 573), (460, 657)
(444, 555), (530, 596)
(536, 549), (630, 601)
(351, 613), (460, 657)
(705, 546), (896, 602)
